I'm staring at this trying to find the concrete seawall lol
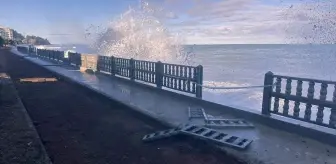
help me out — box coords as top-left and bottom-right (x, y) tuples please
(11, 47), (336, 164)
(1, 48), (247, 164)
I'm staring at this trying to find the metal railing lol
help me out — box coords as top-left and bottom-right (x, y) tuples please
(16, 46), (203, 98)
(262, 71), (336, 129)
(17, 46), (29, 54)
(97, 56), (203, 97)
(16, 45), (336, 129)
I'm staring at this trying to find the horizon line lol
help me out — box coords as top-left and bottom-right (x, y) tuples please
(48, 43), (336, 46)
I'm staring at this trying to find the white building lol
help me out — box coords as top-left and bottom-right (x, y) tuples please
(0, 26), (13, 40)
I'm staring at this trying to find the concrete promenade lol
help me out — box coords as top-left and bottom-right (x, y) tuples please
(11, 48), (336, 164)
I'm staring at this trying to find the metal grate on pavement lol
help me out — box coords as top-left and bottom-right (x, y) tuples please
(180, 125), (253, 150)
(205, 119), (254, 128)
(142, 127), (182, 142)
(188, 107), (208, 120)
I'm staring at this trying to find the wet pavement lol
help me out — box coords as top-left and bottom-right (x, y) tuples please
(1, 48), (245, 164)
(11, 48), (336, 164)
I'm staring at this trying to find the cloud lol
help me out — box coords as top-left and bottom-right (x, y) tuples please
(162, 0), (289, 43)
(187, 0), (254, 19)
(282, 0), (336, 44)
(163, 0), (336, 44)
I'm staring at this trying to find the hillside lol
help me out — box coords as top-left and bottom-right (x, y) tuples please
(25, 35), (51, 45)
(12, 30), (51, 45)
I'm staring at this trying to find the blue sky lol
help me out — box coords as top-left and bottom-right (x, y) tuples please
(0, 0), (334, 44)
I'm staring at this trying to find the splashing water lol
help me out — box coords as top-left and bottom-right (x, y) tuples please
(86, 1), (195, 65)
(283, 0), (336, 44)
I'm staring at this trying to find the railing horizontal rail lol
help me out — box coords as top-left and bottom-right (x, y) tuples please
(135, 69), (155, 74)
(163, 84), (195, 93)
(263, 71), (336, 129)
(163, 74), (196, 82)
(273, 112), (331, 127)
(273, 75), (336, 85)
(134, 59), (156, 65)
(163, 63), (195, 69)
(115, 65), (130, 69)
(271, 92), (336, 109)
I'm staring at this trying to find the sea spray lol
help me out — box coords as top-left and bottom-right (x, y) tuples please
(282, 0), (336, 81)
(283, 0), (336, 44)
(85, 0), (195, 65)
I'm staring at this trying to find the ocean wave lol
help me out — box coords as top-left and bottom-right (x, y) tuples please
(36, 45), (62, 50)
(202, 81), (252, 93)
(85, 1), (194, 64)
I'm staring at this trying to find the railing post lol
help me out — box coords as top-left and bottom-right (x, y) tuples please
(329, 85), (336, 128)
(261, 71), (274, 115)
(48, 50), (51, 60)
(130, 58), (135, 81)
(56, 51), (59, 63)
(68, 52), (72, 65)
(59, 51), (62, 63)
(156, 61), (163, 88)
(110, 56), (116, 76)
(79, 53), (82, 67)
(96, 56), (101, 72)
(50, 51), (53, 61)
(53, 51), (56, 62)
(196, 65), (203, 98)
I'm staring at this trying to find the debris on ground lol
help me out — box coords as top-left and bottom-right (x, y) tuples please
(142, 107), (254, 150)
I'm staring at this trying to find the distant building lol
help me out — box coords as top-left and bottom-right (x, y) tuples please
(0, 26), (13, 40)
(0, 28), (5, 39)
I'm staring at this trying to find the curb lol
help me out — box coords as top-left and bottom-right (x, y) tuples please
(0, 73), (53, 164)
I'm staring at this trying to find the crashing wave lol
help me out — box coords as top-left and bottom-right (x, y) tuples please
(85, 0), (194, 64)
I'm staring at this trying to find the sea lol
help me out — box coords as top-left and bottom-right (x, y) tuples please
(41, 44), (336, 113)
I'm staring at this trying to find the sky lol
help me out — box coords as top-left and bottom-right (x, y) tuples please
(0, 0), (335, 44)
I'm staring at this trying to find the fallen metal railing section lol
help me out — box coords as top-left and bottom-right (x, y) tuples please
(142, 107), (254, 150)
(142, 127), (182, 142)
(188, 107), (255, 128)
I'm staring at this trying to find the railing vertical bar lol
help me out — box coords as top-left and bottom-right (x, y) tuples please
(283, 79), (292, 116)
(273, 77), (282, 113)
(316, 83), (328, 123)
(293, 80), (303, 118)
(261, 71), (274, 115)
(304, 81), (315, 121)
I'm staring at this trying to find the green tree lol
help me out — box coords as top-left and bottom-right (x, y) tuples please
(0, 36), (4, 47)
